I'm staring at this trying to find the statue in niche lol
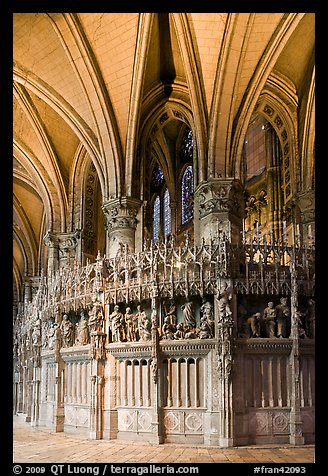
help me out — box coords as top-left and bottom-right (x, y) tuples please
(54, 321), (62, 354)
(79, 317), (90, 345)
(109, 305), (125, 343)
(75, 311), (90, 345)
(162, 316), (175, 339)
(137, 306), (151, 341)
(60, 314), (74, 347)
(47, 322), (57, 350)
(199, 300), (214, 338)
(305, 298), (315, 338)
(181, 300), (196, 330)
(74, 322), (80, 345)
(163, 300), (177, 327)
(246, 312), (261, 338)
(263, 301), (276, 338)
(174, 322), (185, 339)
(276, 297), (290, 338)
(88, 296), (104, 333)
(32, 318), (42, 366)
(125, 307), (137, 342)
(199, 315), (212, 338)
(294, 310), (307, 338)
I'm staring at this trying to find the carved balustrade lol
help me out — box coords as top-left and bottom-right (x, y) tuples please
(18, 237), (314, 326)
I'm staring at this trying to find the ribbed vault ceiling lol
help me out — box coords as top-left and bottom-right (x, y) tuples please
(13, 12), (315, 296)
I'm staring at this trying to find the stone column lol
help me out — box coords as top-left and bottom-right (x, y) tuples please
(149, 295), (164, 443)
(289, 255), (304, 444)
(44, 230), (81, 272)
(30, 276), (41, 301)
(53, 360), (65, 432)
(24, 277), (32, 305)
(103, 353), (118, 440)
(26, 380), (33, 422)
(194, 178), (244, 245)
(102, 197), (141, 258)
(47, 312), (65, 432)
(215, 282), (235, 447)
(89, 360), (105, 440)
(295, 189), (315, 246)
(31, 367), (41, 426)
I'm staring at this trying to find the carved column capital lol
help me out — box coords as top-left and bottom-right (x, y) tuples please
(102, 197), (142, 257)
(102, 197), (141, 231)
(44, 230), (81, 269)
(57, 231), (80, 255)
(194, 178), (244, 244)
(195, 178), (243, 219)
(295, 189), (315, 224)
(44, 230), (80, 251)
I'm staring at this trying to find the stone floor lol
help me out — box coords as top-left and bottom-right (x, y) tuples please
(13, 415), (315, 464)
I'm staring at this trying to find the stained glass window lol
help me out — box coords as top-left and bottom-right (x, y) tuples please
(182, 166), (194, 224)
(151, 164), (164, 189)
(153, 195), (160, 242)
(163, 188), (171, 238)
(181, 128), (193, 161)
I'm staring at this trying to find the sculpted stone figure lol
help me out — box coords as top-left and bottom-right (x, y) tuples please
(125, 307), (137, 342)
(263, 302), (276, 338)
(174, 322), (185, 340)
(199, 300), (214, 338)
(47, 322), (57, 350)
(32, 318), (42, 366)
(247, 312), (261, 338)
(199, 315), (212, 338)
(305, 298), (315, 338)
(76, 311), (90, 345)
(60, 314), (74, 347)
(137, 306), (151, 341)
(162, 316), (175, 340)
(181, 301), (196, 329)
(294, 310), (307, 338)
(276, 297), (290, 338)
(88, 296), (104, 333)
(163, 300), (177, 327)
(109, 305), (125, 343)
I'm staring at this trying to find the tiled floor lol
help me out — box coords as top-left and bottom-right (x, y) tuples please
(13, 415), (315, 464)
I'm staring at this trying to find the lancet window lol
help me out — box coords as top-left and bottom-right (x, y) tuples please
(163, 188), (171, 238)
(151, 164), (171, 242)
(181, 165), (194, 225)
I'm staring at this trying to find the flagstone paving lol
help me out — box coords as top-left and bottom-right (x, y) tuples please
(13, 415), (315, 464)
